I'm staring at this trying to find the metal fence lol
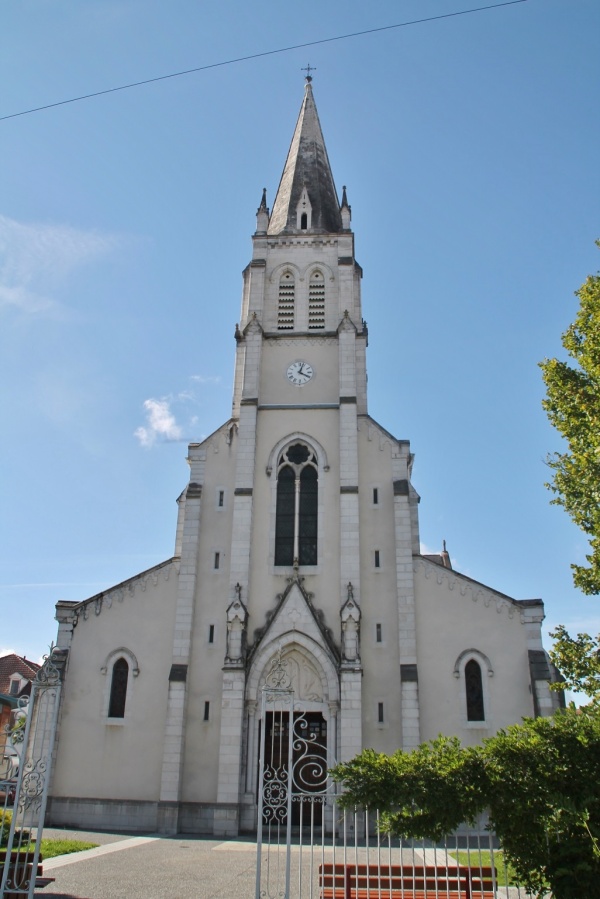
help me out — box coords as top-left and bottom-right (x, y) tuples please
(256, 799), (531, 899)
(255, 651), (531, 899)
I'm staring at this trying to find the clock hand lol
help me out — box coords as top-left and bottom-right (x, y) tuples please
(297, 364), (305, 376)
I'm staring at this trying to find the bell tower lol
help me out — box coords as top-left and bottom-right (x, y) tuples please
(232, 77), (367, 418)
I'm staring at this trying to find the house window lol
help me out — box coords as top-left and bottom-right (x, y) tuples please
(208, 625), (215, 644)
(203, 701), (210, 721)
(465, 659), (485, 721)
(374, 550), (380, 568)
(277, 271), (295, 330)
(9, 679), (20, 695)
(300, 213), (308, 230)
(218, 490), (224, 508)
(376, 623), (382, 643)
(275, 443), (318, 566)
(378, 702), (384, 723)
(373, 487), (379, 505)
(214, 552), (220, 570)
(308, 270), (325, 329)
(108, 658), (129, 718)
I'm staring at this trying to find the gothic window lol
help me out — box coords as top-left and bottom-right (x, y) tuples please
(308, 270), (325, 329)
(277, 271), (295, 330)
(465, 659), (485, 721)
(108, 657), (129, 718)
(274, 443), (318, 566)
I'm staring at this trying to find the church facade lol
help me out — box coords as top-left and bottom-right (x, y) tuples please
(48, 82), (558, 837)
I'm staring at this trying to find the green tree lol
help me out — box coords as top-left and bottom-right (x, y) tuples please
(549, 624), (600, 705)
(539, 244), (600, 594)
(331, 709), (600, 899)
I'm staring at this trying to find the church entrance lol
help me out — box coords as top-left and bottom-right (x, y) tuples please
(260, 710), (328, 827)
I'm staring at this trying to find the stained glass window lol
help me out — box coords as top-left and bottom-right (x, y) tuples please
(275, 465), (295, 565)
(274, 443), (318, 566)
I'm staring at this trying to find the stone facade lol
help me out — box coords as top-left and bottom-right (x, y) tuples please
(48, 82), (559, 836)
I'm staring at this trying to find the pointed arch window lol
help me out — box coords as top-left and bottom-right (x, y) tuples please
(275, 443), (318, 566)
(308, 270), (325, 329)
(465, 659), (485, 721)
(108, 657), (129, 718)
(277, 271), (295, 330)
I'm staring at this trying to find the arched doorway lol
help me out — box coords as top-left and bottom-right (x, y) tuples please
(244, 637), (339, 832)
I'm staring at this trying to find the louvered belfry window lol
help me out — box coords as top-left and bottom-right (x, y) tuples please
(275, 443), (318, 566)
(465, 659), (485, 721)
(308, 270), (325, 329)
(109, 657), (129, 718)
(277, 271), (295, 330)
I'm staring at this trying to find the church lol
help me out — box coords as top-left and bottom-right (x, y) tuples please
(47, 79), (559, 837)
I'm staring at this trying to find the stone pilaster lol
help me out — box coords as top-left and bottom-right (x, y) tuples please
(339, 670), (362, 762)
(157, 453), (205, 834)
(214, 666), (246, 836)
(392, 448), (421, 750)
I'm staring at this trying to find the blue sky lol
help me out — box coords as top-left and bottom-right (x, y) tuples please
(1, 0), (599, 672)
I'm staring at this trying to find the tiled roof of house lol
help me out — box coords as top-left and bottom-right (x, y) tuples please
(0, 653), (41, 695)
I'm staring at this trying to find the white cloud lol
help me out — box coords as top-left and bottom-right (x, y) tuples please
(0, 213), (117, 314)
(134, 398), (183, 448)
(190, 375), (222, 385)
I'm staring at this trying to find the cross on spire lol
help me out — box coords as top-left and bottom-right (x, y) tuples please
(301, 63), (316, 83)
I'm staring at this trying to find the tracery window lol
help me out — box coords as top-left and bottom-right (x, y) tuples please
(308, 270), (325, 329)
(277, 271), (295, 330)
(108, 657), (129, 718)
(275, 443), (318, 566)
(465, 659), (485, 721)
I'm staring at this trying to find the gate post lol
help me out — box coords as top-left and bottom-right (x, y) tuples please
(1, 645), (66, 899)
(255, 649), (294, 899)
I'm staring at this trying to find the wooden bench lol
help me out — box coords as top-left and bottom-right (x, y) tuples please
(319, 862), (498, 899)
(0, 849), (55, 898)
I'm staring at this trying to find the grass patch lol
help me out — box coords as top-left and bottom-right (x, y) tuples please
(40, 839), (98, 859)
(454, 849), (519, 887)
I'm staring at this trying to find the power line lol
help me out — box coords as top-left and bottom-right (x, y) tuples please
(1, 1), (528, 123)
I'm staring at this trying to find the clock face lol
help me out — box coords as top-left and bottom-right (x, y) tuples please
(286, 360), (314, 386)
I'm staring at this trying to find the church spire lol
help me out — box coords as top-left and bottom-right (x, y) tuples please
(267, 81), (343, 235)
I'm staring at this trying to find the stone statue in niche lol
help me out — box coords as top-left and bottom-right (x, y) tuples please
(225, 586), (248, 664)
(341, 582), (361, 664)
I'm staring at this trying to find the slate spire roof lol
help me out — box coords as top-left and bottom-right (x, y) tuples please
(267, 81), (343, 235)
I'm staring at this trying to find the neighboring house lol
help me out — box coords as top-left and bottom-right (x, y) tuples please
(47, 81), (560, 838)
(0, 653), (40, 775)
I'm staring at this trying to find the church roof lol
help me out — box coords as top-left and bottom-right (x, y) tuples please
(267, 81), (343, 235)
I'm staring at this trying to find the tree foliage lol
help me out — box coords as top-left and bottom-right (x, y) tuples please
(549, 625), (600, 704)
(331, 709), (600, 899)
(539, 243), (600, 593)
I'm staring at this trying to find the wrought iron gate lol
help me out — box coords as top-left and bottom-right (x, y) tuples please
(1, 647), (64, 899)
(255, 650), (329, 899)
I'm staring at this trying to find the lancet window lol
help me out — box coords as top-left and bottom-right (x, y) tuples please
(275, 443), (318, 566)
(108, 657), (129, 718)
(277, 271), (295, 330)
(308, 270), (326, 329)
(465, 658), (485, 721)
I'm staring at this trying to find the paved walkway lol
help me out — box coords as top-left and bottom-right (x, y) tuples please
(35, 827), (525, 899)
(38, 828), (259, 899)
